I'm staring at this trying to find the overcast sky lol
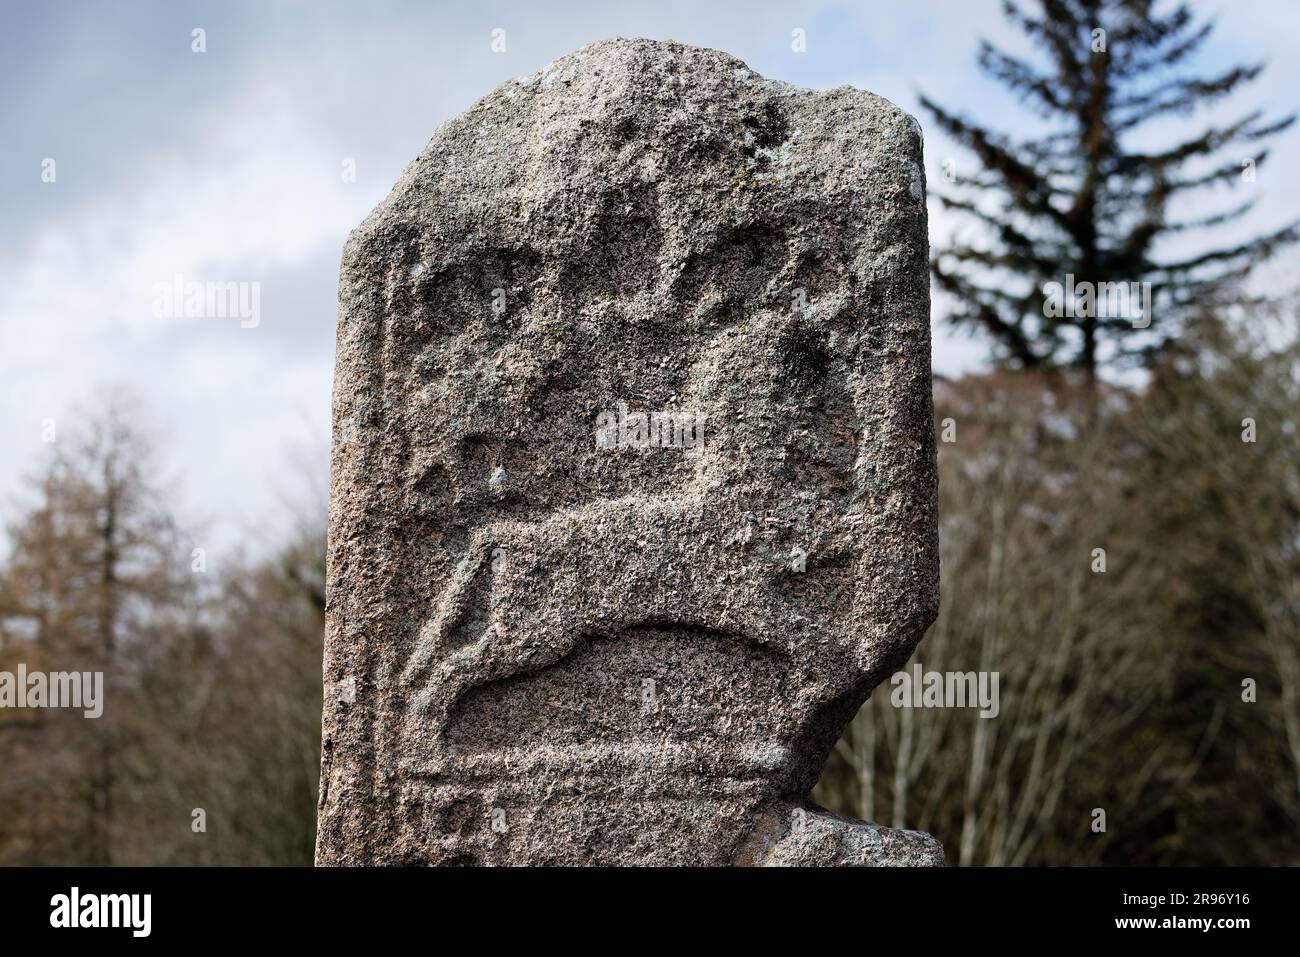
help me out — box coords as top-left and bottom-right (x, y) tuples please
(3, 0), (1297, 558)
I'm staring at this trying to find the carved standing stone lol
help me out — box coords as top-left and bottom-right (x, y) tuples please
(316, 38), (942, 866)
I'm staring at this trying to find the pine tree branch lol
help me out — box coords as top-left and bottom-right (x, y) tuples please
(1163, 198), (1257, 234)
(1153, 221), (1300, 276)
(1113, 64), (1265, 129)
(919, 96), (1070, 231)
(934, 262), (1045, 367)
(977, 41), (1066, 115)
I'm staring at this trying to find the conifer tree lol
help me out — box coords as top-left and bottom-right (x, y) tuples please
(923, 0), (1297, 381)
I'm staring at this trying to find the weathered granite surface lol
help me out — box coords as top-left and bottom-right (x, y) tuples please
(316, 37), (941, 866)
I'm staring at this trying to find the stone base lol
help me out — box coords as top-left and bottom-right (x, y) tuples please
(736, 802), (945, 866)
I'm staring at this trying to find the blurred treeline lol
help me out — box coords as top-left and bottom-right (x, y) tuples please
(816, 306), (1300, 865)
(0, 405), (324, 865)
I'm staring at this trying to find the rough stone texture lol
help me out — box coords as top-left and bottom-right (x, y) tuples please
(316, 37), (941, 866)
